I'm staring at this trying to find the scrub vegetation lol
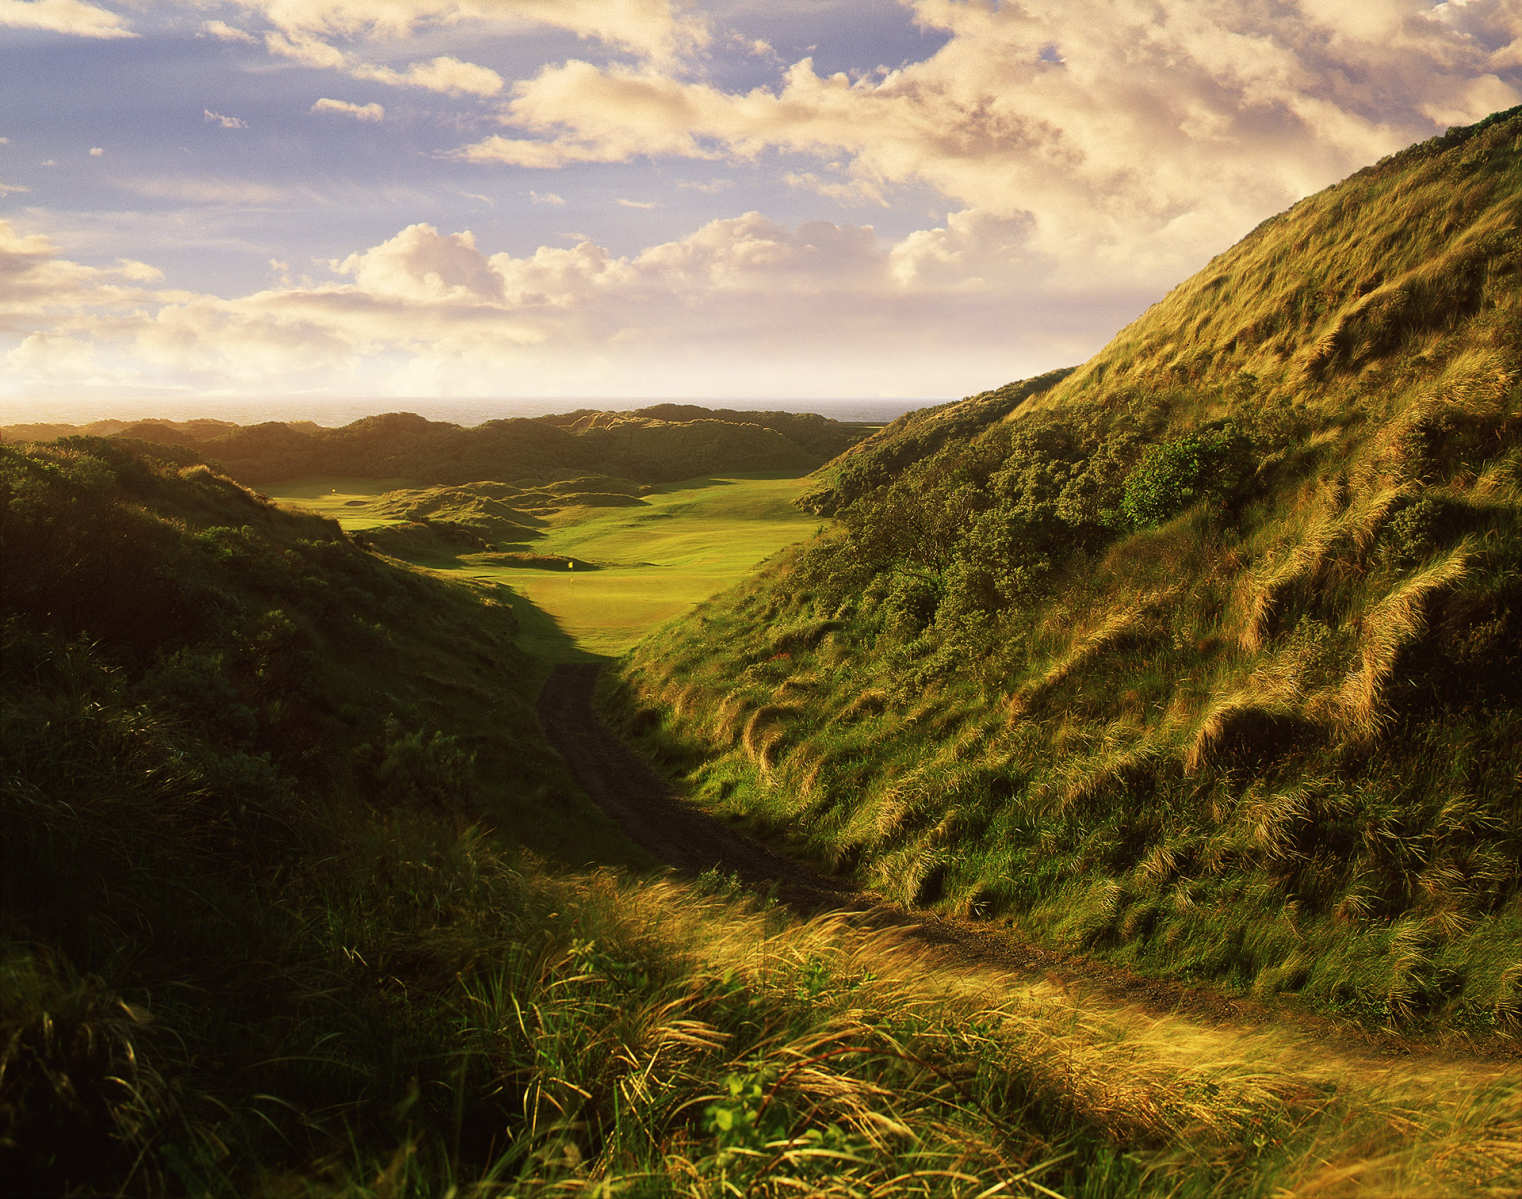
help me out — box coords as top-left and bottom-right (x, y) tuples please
(615, 109), (1522, 1033)
(4, 112), (1521, 1197)
(1, 405), (867, 489)
(16, 443), (1516, 1198)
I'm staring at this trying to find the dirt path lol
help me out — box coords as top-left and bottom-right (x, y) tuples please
(539, 662), (858, 913)
(538, 662), (1519, 1063)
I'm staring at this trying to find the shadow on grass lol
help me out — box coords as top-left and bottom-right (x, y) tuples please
(497, 586), (608, 665)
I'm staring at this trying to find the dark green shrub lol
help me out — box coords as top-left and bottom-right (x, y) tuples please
(1120, 424), (1252, 528)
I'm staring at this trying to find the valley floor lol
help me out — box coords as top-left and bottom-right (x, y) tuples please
(537, 661), (1522, 1197)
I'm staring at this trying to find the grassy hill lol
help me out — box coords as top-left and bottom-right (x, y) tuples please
(1, 405), (870, 490)
(612, 108), (1522, 1033)
(18, 442), (1505, 1199)
(0, 437), (643, 1192)
(0, 441), (1207, 1198)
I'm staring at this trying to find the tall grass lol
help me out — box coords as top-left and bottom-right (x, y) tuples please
(611, 108), (1522, 1035)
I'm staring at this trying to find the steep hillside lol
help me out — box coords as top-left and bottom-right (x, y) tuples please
(16, 441), (1501, 1199)
(0, 438), (637, 1191)
(2, 405), (870, 489)
(614, 108), (1522, 1032)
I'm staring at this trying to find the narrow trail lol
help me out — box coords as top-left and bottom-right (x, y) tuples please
(539, 661), (857, 913)
(538, 662), (1520, 1070)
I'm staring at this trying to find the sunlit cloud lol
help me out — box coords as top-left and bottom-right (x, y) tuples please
(352, 55), (503, 97)
(311, 97), (385, 122)
(220, 0), (710, 63)
(0, 0), (136, 39)
(261, 27), (502, 96)
(451, 0), (1522, 290)
(2, 211), (1145, 401)
(200, 19), (255, 43)
(5, 0), (1520, 410)
(203, 109), (249, 130)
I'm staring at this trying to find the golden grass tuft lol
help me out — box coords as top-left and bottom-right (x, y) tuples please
(1236, 481), (1410, 653)
(741, 704), (796, 773)
(841, 687), (888, 721)
(1009, 590), (1174, 719)
(713, 690), (752, 743)
(1314, 540), (1471, 741)
(1185, 640), (1317, 773)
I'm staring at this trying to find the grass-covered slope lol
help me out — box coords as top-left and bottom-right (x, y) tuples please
(614, 109), (1522, 1033)
(0, 438), (637, 1192)
(2, 405), (870, 490)
(17, 441), (1503, 1199)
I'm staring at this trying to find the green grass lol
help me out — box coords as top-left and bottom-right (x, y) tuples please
(263, 475), (418, 529)
(272, 474), (823, 659)
(483, 476), (821, 657)
(609, 108), (1522, 1036)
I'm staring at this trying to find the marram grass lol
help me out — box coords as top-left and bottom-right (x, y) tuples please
(612, 109), (1522, 1034)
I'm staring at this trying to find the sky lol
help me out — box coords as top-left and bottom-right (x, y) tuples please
(1, 0), (1519, 422)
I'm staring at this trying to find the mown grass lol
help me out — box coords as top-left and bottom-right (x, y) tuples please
(611, 109), (1522, 1036)
(260, 475), (419, 529)
(271, 474), (824, 659)
(481, 476), (821, 658)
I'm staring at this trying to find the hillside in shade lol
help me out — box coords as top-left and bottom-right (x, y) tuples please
(2, 404), (869, 488)
(614, 107), (1522, 1030)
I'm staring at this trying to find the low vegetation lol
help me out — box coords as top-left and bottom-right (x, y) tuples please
(5, 112), (1521, 1196)
(613, 108), (1522, 1034)
(14, 440), (1515, 1196)
(265, 473), (824, 659)
(2, 405), (869, 489)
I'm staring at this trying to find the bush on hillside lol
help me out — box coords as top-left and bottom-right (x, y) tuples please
(1119, 424), (1253, 529)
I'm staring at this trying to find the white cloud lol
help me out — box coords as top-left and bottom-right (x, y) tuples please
(333, 223), (504, 304)
(3, 209), (1132, 401)
(311, 97), (385, 121)
(529, 190), (565, 205)
(0, 0), (135, 39)
(0, 219), (165, 326)
(0, 180), (28, 195)
(451, 0), (1522, 291)
(203, 109), (249, 130)
(200, 19), (256, 43)
(115, 258), (163, 282)
(352, 55), (503, 97)
(1420, 73), (1522, 125)
(220, 0), (708, 64)
(89, 146), (104, 156)
(262, 29), (346, 69)
(262, 28), (501, 96)
(616, 198), (659, 209)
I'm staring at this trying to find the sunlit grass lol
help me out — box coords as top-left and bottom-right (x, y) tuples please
(264, 475), (418, 529)
(472, 476), (821, 656)
(610, 109), (1522, 1033)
